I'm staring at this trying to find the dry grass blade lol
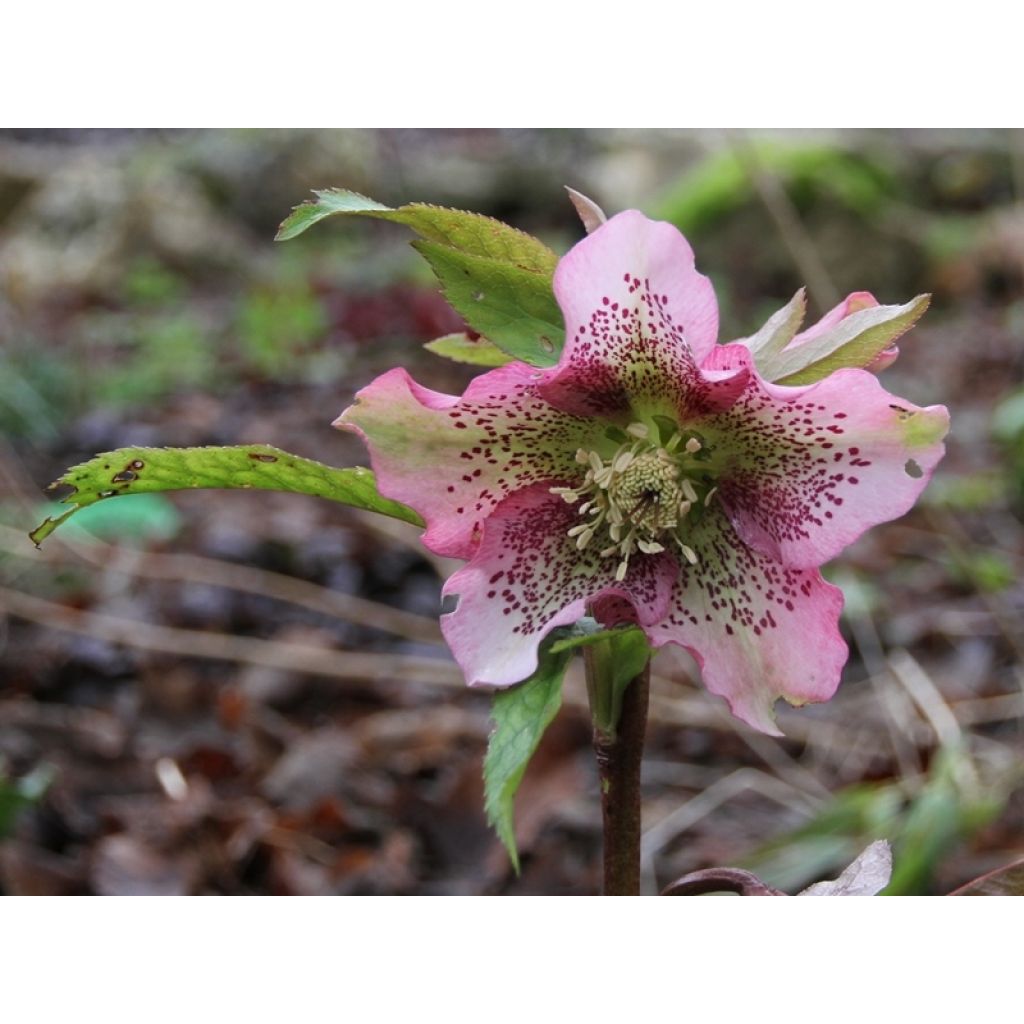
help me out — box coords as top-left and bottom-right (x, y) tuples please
(0, 523), (441, 645)
(0, 584), (461, 688)
(640, 767), (822, 895)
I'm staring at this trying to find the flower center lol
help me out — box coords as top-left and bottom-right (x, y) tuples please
(551, 421), (717, 581)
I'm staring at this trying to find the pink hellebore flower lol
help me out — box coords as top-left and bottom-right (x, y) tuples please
(337, 212), (949, 733)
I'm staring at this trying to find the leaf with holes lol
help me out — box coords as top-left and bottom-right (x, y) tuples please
(29, 445), (422, 547)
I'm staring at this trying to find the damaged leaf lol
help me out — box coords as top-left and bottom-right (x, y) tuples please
(30, 445), (422, 547)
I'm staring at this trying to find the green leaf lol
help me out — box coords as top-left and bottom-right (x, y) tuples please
(761, 294), (930, 386)
(580, 626), (652, 737)
(276, 188), (564, 366)
(739, 288), (807, 362)
(276, 188), (557, 274)
(547, 616), (644, 655)
(606, 629), (653, 731)
(992, 387), (1024, 442)
(423, 332), (513, 368)
(483, 646), (573, 872)
(274, 189), (394, 240)
(34, 492), (182, 544)
(29, 445), (422, 547)
(413, 240), (564, 366)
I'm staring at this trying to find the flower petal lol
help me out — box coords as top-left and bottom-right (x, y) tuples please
(539, 210), (733, 419)
(336, 363), (600, 559)
(787, 291), (879, 348)
(708, 354), (950, 569)
(646, 505), (847, 735)
(442, 485), (676, 688)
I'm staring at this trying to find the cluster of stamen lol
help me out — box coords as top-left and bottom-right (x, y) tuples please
(551, 422), (718, 581)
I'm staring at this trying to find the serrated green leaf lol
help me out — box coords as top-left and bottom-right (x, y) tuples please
(413, 240), (564, 366)
(277, 189), (564, 366)
(274, 189), (393, 240)
(29, 445), (422, 547)
(740, 288), (807, 362)
(762, 295), (930, 386)
(34, 492), (182, 544)
(483, 647), (572, 872)
(424, 332), (513, 368)
(276, 188), (557, 274)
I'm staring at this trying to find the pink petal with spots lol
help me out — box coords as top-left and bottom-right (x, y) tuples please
(441, 485), (676, 688)
(711, 364), (950, 569)
(646, 506), (847, 735)
(335, 363), (601, 560)
(540, 210), (731, 419)
(786, 292), (879, 349)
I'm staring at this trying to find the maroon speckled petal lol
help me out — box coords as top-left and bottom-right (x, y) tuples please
(703, 350), (950, 570)
(646, 504), (847, 735)
(441, 485), (676, 688)
(336, 363), (603, 560)
(539, 211), (736, 420)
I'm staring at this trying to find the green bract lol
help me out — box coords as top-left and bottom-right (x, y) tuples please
(277, 188), (564, 367)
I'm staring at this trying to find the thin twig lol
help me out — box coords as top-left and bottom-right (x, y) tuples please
(731, 132), (840, 311)
(0, 523), (442, 644)
(846, 610), (923, 780)
(640, 767), (821, 894)
(888, 648), (963, 748)
(0, 584), (461, 688)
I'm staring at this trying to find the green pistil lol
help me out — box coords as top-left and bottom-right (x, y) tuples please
(551, 421), (717, 580)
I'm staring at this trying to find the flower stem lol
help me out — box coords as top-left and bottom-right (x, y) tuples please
(585, 641), (650, 896)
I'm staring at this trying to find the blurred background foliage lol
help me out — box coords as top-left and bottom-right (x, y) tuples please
(1, 129), (1023, 894)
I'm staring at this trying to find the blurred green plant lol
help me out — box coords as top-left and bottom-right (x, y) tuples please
(945, 548), (1015, 593)
(923, 471), (1008, 511)
(235, 283), (326, 376)
(742, 743), (1012, 895)
(32, 492), (182, 546)
(655, 141), (898, 237)
(120, 257), (187, 307)
(0, 763), (54, 839)
(0, 348), (71, 440)
(993, 386), (1024, 508)
(116, 313), (215, 401)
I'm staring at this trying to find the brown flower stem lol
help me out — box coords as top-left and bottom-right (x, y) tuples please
(585, 642), (650, 896)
